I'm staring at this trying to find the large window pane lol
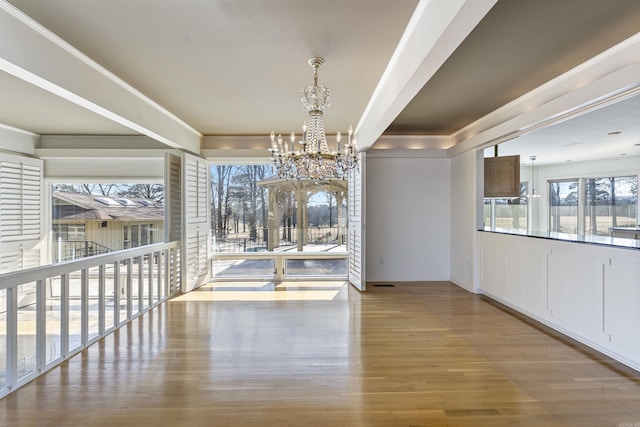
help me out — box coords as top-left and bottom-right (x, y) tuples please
(549, 180), (579, 233)
(483, 182), (528, 231)
(52, 183), (164, 262)
(212, 259), (275, 279)
(285, 258), (348, 277)
(211, 164), (347, 253)
(585, 176), (638, 237)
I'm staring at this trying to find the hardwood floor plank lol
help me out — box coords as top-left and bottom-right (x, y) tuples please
(1, 281), (640, 426)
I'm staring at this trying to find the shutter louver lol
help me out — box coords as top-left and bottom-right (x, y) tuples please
(0, 159), (42, 243)
(348, 153), (365, 291)
(183, 154), (210, 291)
(165, 153), (183, 293)
(0, 154), (43, 274)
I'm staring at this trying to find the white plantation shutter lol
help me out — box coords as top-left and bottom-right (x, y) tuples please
(165, 153), (183, 293)
(183, 153), (210, 291)
(348, 152), (365, 291)
(0, 154), (43, 273)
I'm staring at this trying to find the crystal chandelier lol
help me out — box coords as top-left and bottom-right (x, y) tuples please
(269, 57), (358, 180)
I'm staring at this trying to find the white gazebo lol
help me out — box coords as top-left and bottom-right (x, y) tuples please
(258, 176), (347, 252)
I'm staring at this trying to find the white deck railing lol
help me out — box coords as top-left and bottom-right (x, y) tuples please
(0, 241), (181, 399)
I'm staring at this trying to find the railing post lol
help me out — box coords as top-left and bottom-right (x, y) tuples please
(126, 258), (133, 320)
(61, 273), (69, 358)
(147, 252), (153, 307)
(137, 256), (144, 314)
(81, 269), (89, 347)
(163, 249), (170, 298)
(113, 262), (120, 327)
(6, 287), (17, 389)
(98, 264), (105, 336)
(36, 278), (46, 372)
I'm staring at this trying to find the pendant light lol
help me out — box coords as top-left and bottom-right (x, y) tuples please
(527, 155), (542, 198)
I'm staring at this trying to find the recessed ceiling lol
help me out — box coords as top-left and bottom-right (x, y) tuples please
(386, 0), (640, 135)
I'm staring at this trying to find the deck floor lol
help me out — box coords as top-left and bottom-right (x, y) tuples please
(1, 281), (640, 426)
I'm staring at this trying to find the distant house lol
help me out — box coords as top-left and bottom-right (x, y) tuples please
(52, 192), (164, 261)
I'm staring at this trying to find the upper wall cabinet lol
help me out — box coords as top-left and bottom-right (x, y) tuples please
(484, 155), (520, 198)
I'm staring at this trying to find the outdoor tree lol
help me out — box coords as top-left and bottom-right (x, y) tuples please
(82, 183), (118, 196)
(229, 165), (270, 240)
(325, 192), (335, 227)
(211, 165), (234, 238)
(117, 184), (164, 202)
(55, 183), (164, 201)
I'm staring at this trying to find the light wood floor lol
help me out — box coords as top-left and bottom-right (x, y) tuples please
(2, 281), (640, 426)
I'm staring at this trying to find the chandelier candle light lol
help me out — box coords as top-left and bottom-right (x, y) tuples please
(269, 57), (358, 180)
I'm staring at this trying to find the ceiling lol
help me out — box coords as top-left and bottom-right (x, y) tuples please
(487, 92), (640, 165)
(1, 0), (640, 163)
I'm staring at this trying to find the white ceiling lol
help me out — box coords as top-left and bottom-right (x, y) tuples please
(0, 70), (137, 135)
(2, 0), (418, 135)
(1, 0), (640, 165)
(490, 93), (640, 165)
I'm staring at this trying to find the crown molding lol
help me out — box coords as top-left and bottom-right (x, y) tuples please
(367, 148), (448, 158)
(372, 134), (452, 150)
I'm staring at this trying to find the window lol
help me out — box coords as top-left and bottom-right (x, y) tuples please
(131, 225), (139, 247)
(549, 180), (579, 234)
(52, 224), (69, 241)
(584, 175), (638, 236)
(483, 182), (528, 231)
(52, 224), (85, 241)
(52, 183), (164, 260)
(211, 164), (348, 253)
(210, 163), (349, 280)
(123, 224), (129, 249)
(141, 224), (149, 246)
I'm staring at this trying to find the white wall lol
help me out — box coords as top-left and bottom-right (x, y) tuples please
(44, 158), (164, 180)
(365, 155), (451, 282)
(449, 149), (481, 292)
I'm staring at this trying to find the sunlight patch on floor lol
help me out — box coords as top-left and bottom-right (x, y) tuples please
(170, 281), (348, 302)
(199, 282), (275, 289)
(171, 290), (340, 302)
